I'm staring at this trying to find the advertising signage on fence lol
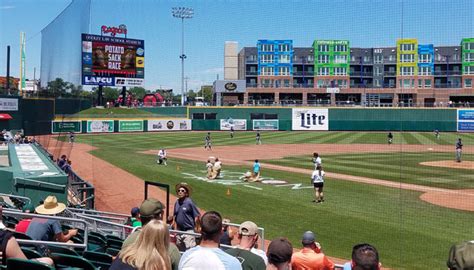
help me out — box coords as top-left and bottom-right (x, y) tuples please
(0, 98), (18, 111)
(51, 121), (82, 133)
(220, 118), (247, 130)
(253, 120), (279, 131)
(457, 109), (474, 132)
(292, 108), (329, 131)
(148, 119), (191, 131)
(87, 120), (114, 133)
(119, 120), (143, 132)
(81, 33), (145, 87)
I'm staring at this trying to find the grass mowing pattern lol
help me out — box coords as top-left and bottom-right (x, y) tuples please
(74, 131), (474, 269)
(72, 107), (153, 118)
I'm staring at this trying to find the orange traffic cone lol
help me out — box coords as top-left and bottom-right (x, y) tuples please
(176, 165), (180, 171)
(226, 188), (231, 196)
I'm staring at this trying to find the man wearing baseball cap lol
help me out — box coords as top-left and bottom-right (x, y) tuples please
(122, 198), (181, 270)
(291, 231), (334, 270)
(225, 221), (266, 269)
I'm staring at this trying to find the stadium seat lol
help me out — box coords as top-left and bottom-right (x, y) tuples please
(50, 252), (96, 270)
(105, 247), (120, 257)
(89, 231), (107, 242)
(7, 258), (54, 270)
(48, 244), (81, 257)
(87, 234), (107, 252)
(106, 238), (123, 250)
(83, 250), (113, 269)
(12, 231), (32, 240)
(21, 247), (42, 259)
(105, 234), (123, 241)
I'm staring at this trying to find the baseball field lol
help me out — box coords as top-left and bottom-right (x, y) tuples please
(63, 130), (474, 270)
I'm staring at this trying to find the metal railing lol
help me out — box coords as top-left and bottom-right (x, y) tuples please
(0, 193), (32, 208)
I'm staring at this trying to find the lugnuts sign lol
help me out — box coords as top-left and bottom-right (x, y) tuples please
(101, 24), (127, 37)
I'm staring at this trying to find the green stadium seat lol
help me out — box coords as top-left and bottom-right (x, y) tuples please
(48, 244), (81, 257)
(50, 252), (96, 270)
(89, 231), (107, 242)
(106, 238), (123, 250)
(105, 234), (123, 241)
(7, 258), (54, 270)
(12, 231), (32, 240)
(21, 247), (42, 259)
(87, 234), (107, 252)
(105, 247), (120, 257)
(83, 250), (113, 269)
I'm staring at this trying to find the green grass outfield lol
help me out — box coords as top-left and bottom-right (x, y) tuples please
(71, 131), (474, 269)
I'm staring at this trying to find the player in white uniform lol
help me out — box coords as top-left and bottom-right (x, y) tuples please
(312, 152), (322, 169)
(311, 164), (325, 203)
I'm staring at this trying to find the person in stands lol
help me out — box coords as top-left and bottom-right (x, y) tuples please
(291, 231), (334, 270)
(266, 237), (293, 270)
(343, 243), (381, 270)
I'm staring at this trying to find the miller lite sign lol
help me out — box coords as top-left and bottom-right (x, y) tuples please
(292, 108), (328, 130)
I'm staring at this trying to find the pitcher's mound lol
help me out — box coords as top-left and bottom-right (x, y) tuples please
(420, 160), (474, 170)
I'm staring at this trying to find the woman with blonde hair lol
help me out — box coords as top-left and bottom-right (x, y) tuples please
(311, 164), (326, 203)
(110, 220), (171, 270)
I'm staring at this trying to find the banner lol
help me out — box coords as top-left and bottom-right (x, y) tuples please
(0, 98), (18, 111)
(51, 121), (81, 133)
(119, 120), (143, 132)
(457, 109), (474, 132)
(292, 108), (329, 130)
(253, 120), (279, 131)
(148, 119), (191, 131)
(220, 118), (247, 130)
(87, 120), (114, 133)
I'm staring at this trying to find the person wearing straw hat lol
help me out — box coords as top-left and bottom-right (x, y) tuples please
(26, 196), (78, 243)
(172, 183), (201, 252)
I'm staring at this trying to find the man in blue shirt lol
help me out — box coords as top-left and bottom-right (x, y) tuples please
(253, 160), (261, 180)
(173, 183), (201, 252)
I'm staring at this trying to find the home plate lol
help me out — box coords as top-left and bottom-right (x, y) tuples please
(427, 148), (433, 151)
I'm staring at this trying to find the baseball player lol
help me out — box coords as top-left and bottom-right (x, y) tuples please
(434, 129), (440, 140)
(456, 138), (463, 162)
(312, 153), (322, 169)
(230, 126), (234, 139)
(204, 132), (212, 150)
(157, 149), (167, 165)
(256, 132), (262, 145)
(387, 132), (393, 144)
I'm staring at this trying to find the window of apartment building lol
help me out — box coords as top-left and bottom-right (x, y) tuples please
(278, 44), (290, 52)
(334, 45), (347, 52)
(261, 67), (274, 76)
(464, 43), (474, 50)
(247, 55), (257, 62)
(363, 56), (371, 62)
(351, 56), (355, 62)
(465, 53), (474, 62)
(401, 66), (414, 76)
(284, 79), (290, 87)
(388, 55), (395, 61)
(317, 79), (326, 88)
(318, 67), (330, 76)
(425, 79), (432, 88)
(334, 67), (347, 76)
(465, 66), (474, 75)
(260, 44), (274, 52)
(278, 66), (290, 76)
(400, 79), (414, 88)
(279, 54), (290, 63)
(374, 66), (382, 76)
(419, 66), (432, 75)
(400, 54), (414, 63)
(465, 79), (472, 88)
(419, 54), (432, 63)
(260, 54), (274, 63)
(318, 55), (329, 64)
(374, 79), (381, 87)
(334, 55), (347, 64)
(400, 43), (415, 51)
(318, 44), (329, 52)
(337, 79), (348, 88)
(374, 55), (383, 63)
(261, 79), (273, 87)
(452, 54), (459, 61)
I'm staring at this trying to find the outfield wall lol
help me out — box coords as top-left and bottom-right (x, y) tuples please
(189, 107), (458, 132)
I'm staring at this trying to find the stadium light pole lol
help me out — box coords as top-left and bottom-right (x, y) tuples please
(172, 7), (194, 106)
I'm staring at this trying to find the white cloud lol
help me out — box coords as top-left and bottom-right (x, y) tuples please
(0, 5), (15, 9)
(200, 67), (223, 74)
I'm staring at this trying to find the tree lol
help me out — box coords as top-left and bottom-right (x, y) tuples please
(187, 90), (197, 102)
(103, 87), (119, 101)
(198, 85), (213, 103)
(47, 78), (68, 97)
(128, 87), (146, 100)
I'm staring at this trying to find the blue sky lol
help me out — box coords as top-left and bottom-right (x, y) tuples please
(0, 0), (472, 93)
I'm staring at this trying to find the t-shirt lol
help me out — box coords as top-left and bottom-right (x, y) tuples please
(311, 170), (325, 184)
(226, 248), (266, 270)
(253, 163), (260, 174)
(110, 258), (137, 270)
(15, 219), (32, 234)
(130, 218), (142, 228)
(291, 247), (335, 270)
(250, 248), (268, 265)
(174, 198), (200, 231)
(122, 230), (181, 270)
(214, 161), (222, 170)
(0, 230), (13, 266)
(179, 246), (242, 270)
(26, 218), (62, 241)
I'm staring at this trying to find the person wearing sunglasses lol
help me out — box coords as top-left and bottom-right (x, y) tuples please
(173, 183), (201, 252)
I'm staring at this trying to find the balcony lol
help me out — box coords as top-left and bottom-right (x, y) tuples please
(384, 71), (397, 76)
(433, 70), (462, 76)
(434, 83), (462, 88)
(293, 71), (315, 76)
(350, 71), (373, 77)
(246, 71), (258, 76)
(245, 58), (258, 63)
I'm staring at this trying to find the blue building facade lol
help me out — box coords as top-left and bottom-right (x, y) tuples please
(418, 44), (434, 76)
(257, 40), (293, 76)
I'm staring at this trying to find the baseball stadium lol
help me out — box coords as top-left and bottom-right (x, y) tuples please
(0, 1), (473, 270)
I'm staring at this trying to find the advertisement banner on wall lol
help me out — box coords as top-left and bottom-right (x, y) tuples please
(0, 98), (18, 111)
(148, 119), (191, 131)
(220, 118), (247, 130)
(51, 121), (82, 133)
(457, 109), (474, 132)
(253, 120), (279, 131)
(119, 120), (143, 132)
(87, 120), (114, 133)
(292, 108), (328, 130)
